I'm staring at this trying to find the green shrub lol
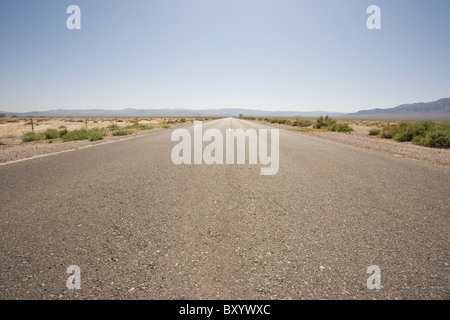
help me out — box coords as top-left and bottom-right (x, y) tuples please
(368, 128), (380, 136)
(412, 125), (450, 148)
(162, 125), (170, 128)
(0, 140), (4, 145)
(59, 128), (69, 136)
(380, 126), (398, 139)
(22, 129), (61, 142)
(293, 119), (312, 127)
(141, 124), (153, 130)
(62, 129), (89, 142)
(392, 120), (434, 142)
(22, 132), (45, 142)
(315, 115), (336, 129)
(126, 123), (154, 131)
(61, 128), (106, 142)
(380, 123), (407, 139)
(88, 129), (106, 141)
(43, 128), (61, 140)
(328, 123), (353, 133)
(112, 129), (133, 136)
(313, 115), (351, 132)
(381, 121), (450, 148)
(108, 124), (120, 131)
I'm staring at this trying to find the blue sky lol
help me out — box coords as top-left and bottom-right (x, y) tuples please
(0, 0), (449, 113)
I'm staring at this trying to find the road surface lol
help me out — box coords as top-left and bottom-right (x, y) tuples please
(0, 118), (448, 299)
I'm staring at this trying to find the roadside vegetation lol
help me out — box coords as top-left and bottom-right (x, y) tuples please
(125, 123), (154, 130)
(242, 116), (448, 148)
(62, 128), (107, 142)
(21, 128), (69, 142)
(112, 129), (133, 136)
(380, 120), (450, 148)
(16, 117), (194, 144)
(314, 115), (353, 132)
(242, 116), (448, 147)
(241, 115), (353, 133)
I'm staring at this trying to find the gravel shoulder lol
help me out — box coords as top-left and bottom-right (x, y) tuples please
(259, 122), (450, 168)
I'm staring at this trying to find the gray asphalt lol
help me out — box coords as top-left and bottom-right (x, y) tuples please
(0, 118), (448, 299)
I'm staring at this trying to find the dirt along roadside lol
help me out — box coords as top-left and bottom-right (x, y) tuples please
(255, 120), (450, 168)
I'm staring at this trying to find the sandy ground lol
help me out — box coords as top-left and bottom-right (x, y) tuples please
(0, 117), (171, 142)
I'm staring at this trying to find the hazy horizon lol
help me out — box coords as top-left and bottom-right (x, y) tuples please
(1, 0), (449, 113)
(2, 97), (449, 115)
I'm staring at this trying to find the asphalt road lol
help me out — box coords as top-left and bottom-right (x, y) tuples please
(0, 118), (448, 299)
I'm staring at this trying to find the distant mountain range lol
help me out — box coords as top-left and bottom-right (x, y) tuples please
(0, 108), (346, 119)
(344, 98), (450, 120)
(1, 98), (449, 120)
